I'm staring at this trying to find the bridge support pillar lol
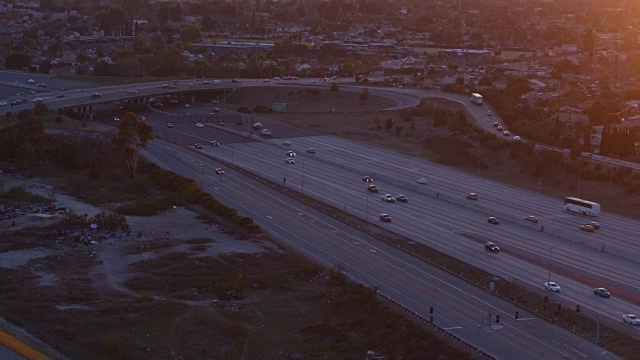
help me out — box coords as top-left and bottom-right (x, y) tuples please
(88, 105), (93, 120)
(191, 93), (195, 103)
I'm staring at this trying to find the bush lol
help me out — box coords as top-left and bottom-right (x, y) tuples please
(1, 186), (31, 201)
(237, 106), (252, 113)
(252, 105), (273, 113)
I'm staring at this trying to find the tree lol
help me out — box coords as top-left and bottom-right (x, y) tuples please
(330, 83), (340, 92)
(478, 76), (493, 87)
(341, 61), (355, 76)
(505, 76), (530, 97)
(111, 112), (154, 178)
(359, 88), (369, 102)
(4, 52), (32, 70)
(180, 25), (203, 44)
(384, 118), (393, 131)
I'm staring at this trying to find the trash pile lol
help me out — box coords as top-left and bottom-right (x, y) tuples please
(44, 226), (137, 245)
(0, 202), (67, 226)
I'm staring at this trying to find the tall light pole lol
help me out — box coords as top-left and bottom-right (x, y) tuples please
(547, 243), (563, 283)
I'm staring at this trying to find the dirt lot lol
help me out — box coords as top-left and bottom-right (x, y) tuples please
(0, 171), (471, 359)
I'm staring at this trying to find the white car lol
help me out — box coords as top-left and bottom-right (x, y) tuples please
(513, 135), (522, 141)
(417, 178), (429, 185)
(544, 282), (561, 292)
(261, 129), (272, 136)
(283, 140), (291, 146)
(212, 80), (221, 85)
(623, 314), (640, 326)
(381, 194), (396, 203)
(27, 79), (35, 83)
(195, 123), (204, 128)
(127, 89), (138, 94)
(0, 101), (7, 106)
(253, 122), (263, 129)
(183, 104), (190, 108)
(285, 158), (295, 164)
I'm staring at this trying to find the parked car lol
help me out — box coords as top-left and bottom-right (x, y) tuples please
(253, 122), (263, 129)
(524, 216), (539, 224)
(195, 123), (204, 128)
(194, 143), (203, 149)
(367, 184), (379, 193)
(362, 176), (373, 182)
(261, 129), (272, 136)
(210, 141), (220, 146)
(382, 194), (396, 203)
(307, 148), (316, 154)
(395, 195), (408, 203)
(466, 193), (478, 200)
(417, 178), (429, 185)
(285, 158), (295, 164)
(544, 282), (561, 292)
(485, 242), (500, 252)
(215, 168), (225, 175)
(580, 224), (595, 232)
(379, 213), (392, 222)
(623, 314), (640, 326)
(487, 217), (500, 225)
(593, 288), (611, 298)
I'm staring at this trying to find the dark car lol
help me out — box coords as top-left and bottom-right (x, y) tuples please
(215, 168), (225, 175)
(90, 93), (102, 98)
(362, 176), (373, 182)
(166, 123), (174, 128)
(593, 288), (611, 298)
(367, 184), (379, 193)
(487, 217), (500, 225)
(379, 214), (392, 222)
(588, 221), (601, 229)
(524, 215), (539, 224)
(210, 141), (220, 146)
(194, 143), (203, 149)
(396, 195), (408, 203)
(307, 148), (316, 154)
(485, 242), (500, 252)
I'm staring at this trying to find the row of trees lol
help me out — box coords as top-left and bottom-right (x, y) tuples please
(599, 125), (637, 158)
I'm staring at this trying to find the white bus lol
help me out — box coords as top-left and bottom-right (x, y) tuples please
(564, 197), (600, 216)
(471, 93), (483, 105)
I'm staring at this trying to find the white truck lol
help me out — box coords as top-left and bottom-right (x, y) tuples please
(471, 93), (483, 105)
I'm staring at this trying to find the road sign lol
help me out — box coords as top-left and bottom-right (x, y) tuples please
(272, 103), (287, 112)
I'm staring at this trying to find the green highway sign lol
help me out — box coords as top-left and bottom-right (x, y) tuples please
(272, 103), (287, 111)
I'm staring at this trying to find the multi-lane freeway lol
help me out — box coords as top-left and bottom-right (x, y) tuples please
(2, 71), (639, 357)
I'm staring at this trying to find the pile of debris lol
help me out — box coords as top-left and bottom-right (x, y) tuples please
(45, 226), (138, 246)
(0, 202), (67, 226)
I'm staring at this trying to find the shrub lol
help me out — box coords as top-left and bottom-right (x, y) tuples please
(237, 106), (251, 113)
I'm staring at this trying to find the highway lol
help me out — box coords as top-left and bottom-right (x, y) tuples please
(142, 139), (622, 359)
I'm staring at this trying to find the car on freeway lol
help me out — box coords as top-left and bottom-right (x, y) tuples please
(544, 282), (561, 292)
(37, 83), (47, 88)
(503, 131), (511, 136)
(484, 242), (500, 252)
(161, 83), (170, 88)
(216, 122), (225, 126)
(593, 288), (611, 298)
(166, 123), (174, 128)
(467, 193), (478, 200)
(524, 215), (539, 224)
(253, 122), (263, 129)
(138, 116), (146, 120)
(195, 123), (204, 128)
(215, 168), (225, 175)
(623, 314), (640, 326)
(202, 80), (211, 85)
(273, 77), (281, 80)
(417, 178), (429, 185)
(212, 107), (221, 112)
(307, 148), (316, 154)
(263, 79), (271, 83)
(379, 213), (392, 222)
(588, 221), (600, 229)
(127, 89), (137, 94)
(283, 140), (292, 146)
(381, 194), (396, 203)
(27, 79), (35, 83)
(487, 217), (500, 225)
(210, 141), (220, 146)
(212, 80), (221, 85)
(33, 98), (43, 103)
(286, 150), (296, 157)
(261, 129), (272, 136)
(0, 101), (7, 106)
(487, 111), (493, 116)
(362, 176), (373, 182)
(112, 116), (120, 122)
(395, 195), (408, 203)
(285, 158), (295, 164)
(492, 121), (499, 127)
(310, 80), (318, 83)
(367, 184), (379, 193)
(194, 143), (203, 149)
(513, 135), (522, 141)
(56, 94), (65, 98)
(497, 125), (504, 131)
(91, 93), (102, 98)
(580, 224), (595, 232)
